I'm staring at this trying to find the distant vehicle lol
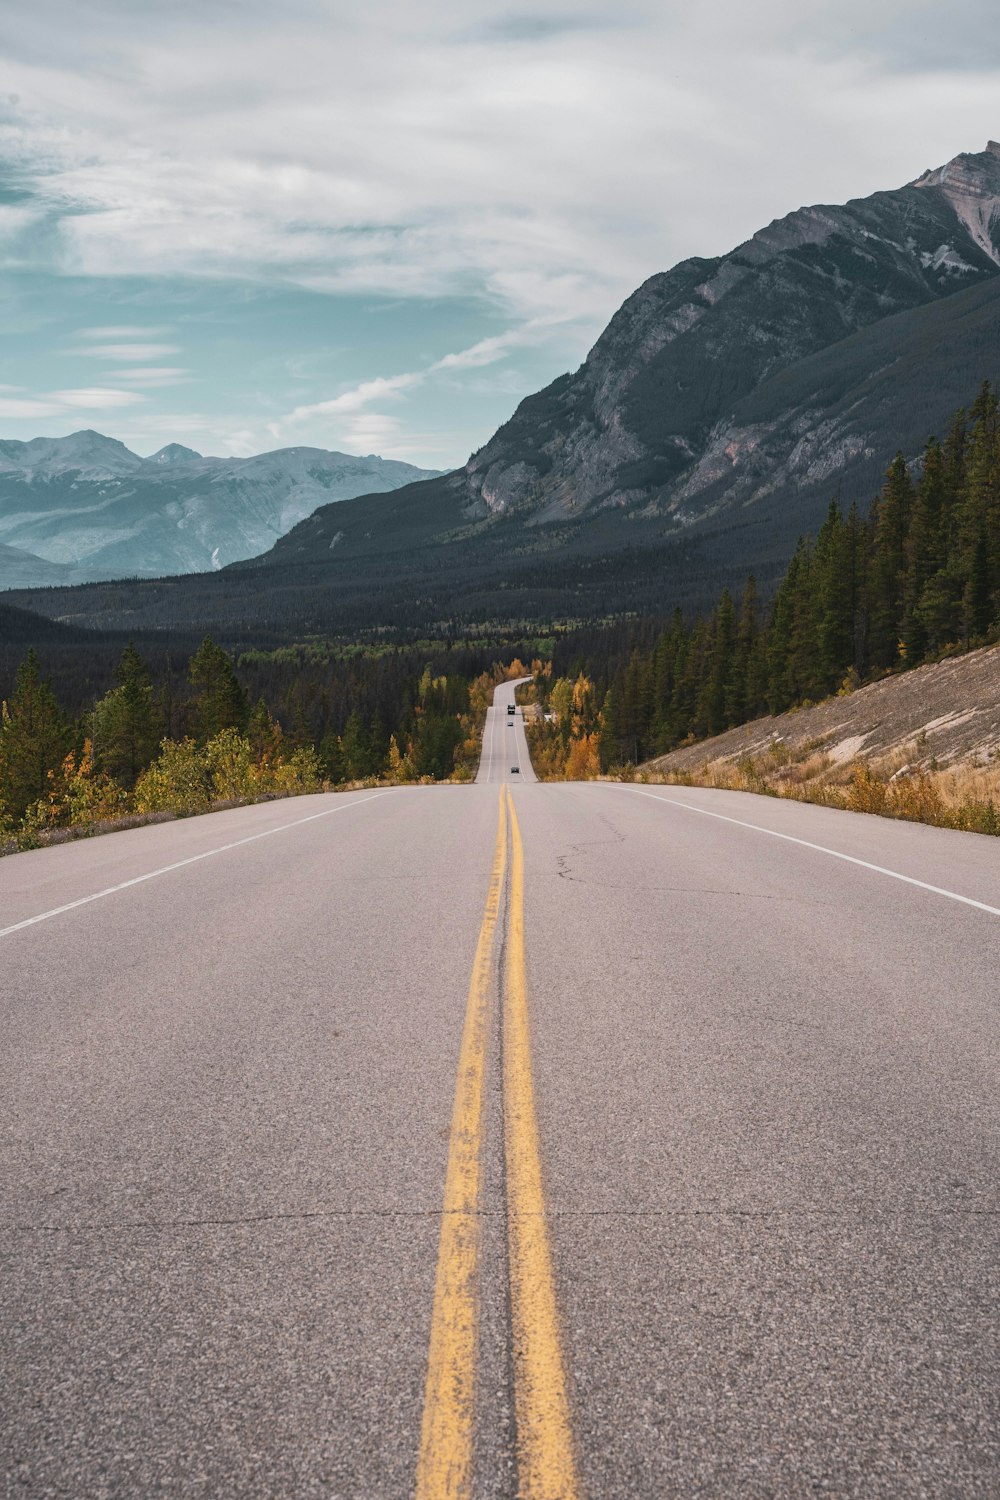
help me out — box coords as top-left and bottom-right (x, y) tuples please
(510, 766), (520, 774)
(507, 704), (516, 714)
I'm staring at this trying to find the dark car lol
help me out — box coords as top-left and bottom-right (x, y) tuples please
(510, 766), (520, 774)
(507, 704), (516, 714)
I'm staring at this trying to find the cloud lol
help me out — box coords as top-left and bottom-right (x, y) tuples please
(74, 342), (181, 360)
(49, 387), (144, 407)
(0, 396), (68, 418)
(0, 204), (42, 240)
(0, 386), (144, 418)
(288, 324), (550, 424)
(292, 371), (424, 420)
(78, 324), (172, 338)
(106, 366), (191, 385)
(8, 0), (999, 346)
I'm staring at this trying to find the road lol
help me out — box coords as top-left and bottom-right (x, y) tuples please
(2, 678), (1000, 1498)
(475, 677), (536, 783)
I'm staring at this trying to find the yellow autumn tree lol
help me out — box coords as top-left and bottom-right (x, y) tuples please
(565, 731), (601, 781)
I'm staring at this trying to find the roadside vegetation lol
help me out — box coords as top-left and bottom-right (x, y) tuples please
(646, 741), (1000, 837)
(0, 639), (535, 854)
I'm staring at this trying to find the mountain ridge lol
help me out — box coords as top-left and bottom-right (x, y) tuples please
(247, 139), (1000, 585)
(0, 434), (442, 585)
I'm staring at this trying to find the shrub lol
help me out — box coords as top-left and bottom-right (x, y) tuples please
(135, 738), (211, 815)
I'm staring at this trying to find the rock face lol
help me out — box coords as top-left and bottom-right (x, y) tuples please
(0, 435), (441, 586)
(454, 141), (1000, 529)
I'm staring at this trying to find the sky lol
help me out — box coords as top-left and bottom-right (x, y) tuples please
(2, 0), (1000, 468)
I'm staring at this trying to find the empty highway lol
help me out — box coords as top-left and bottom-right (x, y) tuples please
(2, 679), (1000, 1498)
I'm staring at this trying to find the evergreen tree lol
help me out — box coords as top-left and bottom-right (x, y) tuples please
(318, 726), (345, 783)
(0, 651), (70, 820)
(813, 502), (854, 692)
(696, 590), (737, 737)
(963, 519), (993, 644)
(869, 453), (914, 669)
(92, 642), (162, 788)
(188, 637), (247, 741)
(247, 697), (284, 760)
(732, 576), (766, 722)
(902, 439), (950, 659)
(340, 711), (372, 779)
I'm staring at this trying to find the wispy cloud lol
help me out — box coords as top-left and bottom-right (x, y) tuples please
(288, 326), (549, 425)
(74, 342), (181, 360)
(47, 387), (144, 408)
(0, 386), (144, 418)
(106, 366), (191, 386)
(79, 325), (172, 338)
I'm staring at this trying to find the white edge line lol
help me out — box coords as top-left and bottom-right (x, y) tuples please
(626, 787), (1000, 919)
(0, 791), (392, 940)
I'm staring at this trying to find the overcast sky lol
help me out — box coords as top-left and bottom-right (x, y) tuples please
(1, 0), (999, 465)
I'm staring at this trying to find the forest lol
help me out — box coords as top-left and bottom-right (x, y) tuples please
(0, 631), (536, 849)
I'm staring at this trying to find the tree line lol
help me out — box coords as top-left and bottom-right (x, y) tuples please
(0, 635), (533, 844)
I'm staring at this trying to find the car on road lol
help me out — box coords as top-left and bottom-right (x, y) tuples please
(507, 704), (516, 714)
(510, 766), (520, 773)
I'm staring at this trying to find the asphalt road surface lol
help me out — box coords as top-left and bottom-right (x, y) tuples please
(475, 678), (536, 784)
(3, 682), (1000, 1498)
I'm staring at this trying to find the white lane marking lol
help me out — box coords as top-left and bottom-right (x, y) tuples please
(628, 788), (1000, 919)
(0, 791), (391, 940)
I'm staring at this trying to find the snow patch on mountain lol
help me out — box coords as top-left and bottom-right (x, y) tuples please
(0, 433), (442, 586)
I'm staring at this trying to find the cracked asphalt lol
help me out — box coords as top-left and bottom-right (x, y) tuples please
(2, 706), (1000, 1497)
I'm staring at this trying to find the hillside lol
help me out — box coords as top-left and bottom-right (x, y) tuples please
(644, 639), (1000, 792)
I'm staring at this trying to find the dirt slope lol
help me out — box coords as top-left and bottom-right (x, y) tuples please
(648, 643), (1000, 778)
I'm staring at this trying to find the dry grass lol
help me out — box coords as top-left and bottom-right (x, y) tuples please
(645, 737), (1000, 836)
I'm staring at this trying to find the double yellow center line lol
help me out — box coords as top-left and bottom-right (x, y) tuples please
(417, 785), (580, 1500)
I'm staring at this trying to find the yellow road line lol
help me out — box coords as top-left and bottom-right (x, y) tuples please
(416, 788), (508, 1500)
(504, 785), (581, 1500)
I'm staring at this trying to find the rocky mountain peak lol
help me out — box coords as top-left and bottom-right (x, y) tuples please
(146, 442), (203, 465)
(912, 141), (1000, 265)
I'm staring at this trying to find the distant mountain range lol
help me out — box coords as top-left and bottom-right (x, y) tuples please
(0, 433), (440, 587)
(9, 139), (1000, 636)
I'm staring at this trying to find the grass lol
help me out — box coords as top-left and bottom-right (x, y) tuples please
(643, 737), (1000, 836)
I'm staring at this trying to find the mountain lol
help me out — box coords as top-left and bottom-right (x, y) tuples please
(9, 140), (1000, 639)
(262, 141), (1000, 564)
(0, 433), (441, 587)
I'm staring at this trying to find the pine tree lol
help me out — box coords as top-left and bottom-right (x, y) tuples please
(696, 590), (737, 736)
(813, 502), (854, 692)
(963, 519), (993, 643)
(766, 540), (807, 711)
(188, 637), (248, 741)
(247, 697), (284, 760)
(92, 642), (163, 788)
(731, 576), (766, 722)
(340, 711), (371, 779)
(869, 454), (914, 669)
(904, 439), (954, 659)
(0, 651), (70, 820)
